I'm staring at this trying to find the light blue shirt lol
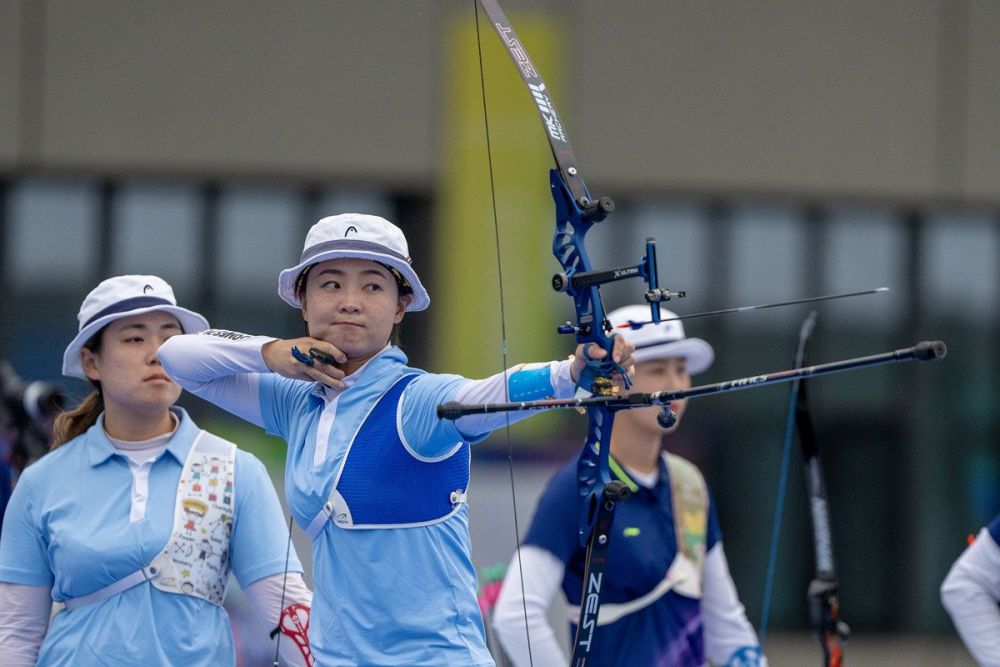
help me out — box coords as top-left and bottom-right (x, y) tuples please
(0, 408), (300, 666)
(259, 347), (495, 667)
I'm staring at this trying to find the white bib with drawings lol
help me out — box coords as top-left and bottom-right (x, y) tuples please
(63, 430), (237, 610)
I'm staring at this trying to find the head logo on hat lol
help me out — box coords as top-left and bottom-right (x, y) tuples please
(62, 275), (209, 379)
(606, 304), (715, 375)
(277, 213), (430, 311)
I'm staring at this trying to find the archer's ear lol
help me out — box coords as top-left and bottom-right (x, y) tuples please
(81, 347), (102, 382)
(395, 295), (412, 322)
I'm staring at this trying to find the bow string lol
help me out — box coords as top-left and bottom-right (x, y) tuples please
(471, 1), (680, 663)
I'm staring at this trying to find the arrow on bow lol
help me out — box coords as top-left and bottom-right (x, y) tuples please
(615, 287), (889, 329)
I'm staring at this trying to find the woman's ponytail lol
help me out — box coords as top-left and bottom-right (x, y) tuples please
(51, 331), (105, 449)
(50, 390), (104, 449)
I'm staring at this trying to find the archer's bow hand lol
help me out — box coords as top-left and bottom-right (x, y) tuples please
(571, 337), (635, 387)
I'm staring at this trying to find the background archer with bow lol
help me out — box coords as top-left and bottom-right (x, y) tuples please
(454, 2), (948, 665)
(493, 305), (767, 667)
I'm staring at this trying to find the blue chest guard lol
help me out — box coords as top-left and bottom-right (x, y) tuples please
(305, 374), (471, 537)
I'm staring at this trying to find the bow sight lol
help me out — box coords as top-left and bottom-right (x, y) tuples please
(552, 237), (687, 333)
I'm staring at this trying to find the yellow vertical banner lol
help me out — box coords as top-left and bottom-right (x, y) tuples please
(432, 10), (570, 442)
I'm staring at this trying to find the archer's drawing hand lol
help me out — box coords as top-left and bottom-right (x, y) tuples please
(262, 337), (347, 389)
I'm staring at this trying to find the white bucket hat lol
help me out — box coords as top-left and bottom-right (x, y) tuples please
(62, 275), (209, 379)
(277, 213), (429, 311)
(607, 304), (714, 375)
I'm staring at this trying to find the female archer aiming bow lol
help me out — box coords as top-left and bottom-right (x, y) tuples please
(158, 212), (635, 666)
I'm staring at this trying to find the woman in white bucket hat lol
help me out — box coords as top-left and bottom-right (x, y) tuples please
(0, 275), (314, 667)
(159, 213), (635, 666)
(494, 304), (767, 667)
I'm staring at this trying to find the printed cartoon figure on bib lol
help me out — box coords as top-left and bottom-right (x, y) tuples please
(493, 305), (768, 667)
(155, 432), (236, 606)
(0, 275), (315, 667)
(159, 213), (637, 667)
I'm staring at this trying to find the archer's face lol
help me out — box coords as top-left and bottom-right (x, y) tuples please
(301, 258), (410, 364)
(81, 311), (184, 418)
(622, 356), (691, 434)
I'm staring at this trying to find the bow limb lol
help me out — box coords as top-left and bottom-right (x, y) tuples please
(472, 2), (670, 664)
(760, 311), (849, 666)
(551, 170), (631, 666)
(792, 314), (850, 666)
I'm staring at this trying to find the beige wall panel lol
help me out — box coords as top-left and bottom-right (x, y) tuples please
(20, 0), (998, 204)
(964, 0), (1000, 201)
(36, 1), (438, 185)
(0, 2), (22, 168)
(574, 1), (941, 200)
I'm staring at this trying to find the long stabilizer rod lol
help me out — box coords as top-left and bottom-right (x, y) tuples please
(437, 340), (946, 420)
